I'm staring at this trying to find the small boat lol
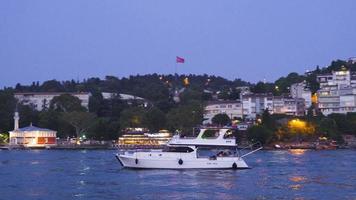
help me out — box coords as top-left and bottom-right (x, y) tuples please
(115, 127), (262, 169)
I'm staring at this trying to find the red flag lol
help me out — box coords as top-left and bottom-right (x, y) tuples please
(176, 56), (185, 63)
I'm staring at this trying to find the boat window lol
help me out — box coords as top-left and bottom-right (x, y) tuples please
(201, 129), (219, 139)
(223, 130), (236, 139)
(164, 146), (194, 153)
(196, 147), (237, 158)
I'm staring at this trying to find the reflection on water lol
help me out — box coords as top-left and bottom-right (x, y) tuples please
(290, 176), (307, 182)
(288, 149), (307, 156)
(0, 150), (355, 200)
(289, 176), (307, 191)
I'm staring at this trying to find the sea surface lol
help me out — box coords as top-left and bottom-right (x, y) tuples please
(0, 149), (355, 200)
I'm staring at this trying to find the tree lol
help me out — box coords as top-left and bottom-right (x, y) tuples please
(88, 118), (120, 140)
(18, 104), (40, 127)
(61, 112), (97, 138)
(145, 107), (166, 132)
(212, 113), (231, 126)
(318, 118), (342, 141)
(50, 94), (86, 112)
(38, 110), (63, 136)
(0, 133), (9, 144)
(119, 107), (147, 128)
(40, 80), (64, 92)
(328, 113), (351, 134)
(0, 90), (16, 132)
(97, 96), (126, 118)
(346, 113), (356, 135)
(88, 91), (104, 113)
(247, 125), (273, 145)
(261, 109), (274, 129)
(166, 101), (203, 133)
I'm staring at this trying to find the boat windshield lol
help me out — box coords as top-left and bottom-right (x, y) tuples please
(196, 147), (237, 158)
(163, 146), (194, 153)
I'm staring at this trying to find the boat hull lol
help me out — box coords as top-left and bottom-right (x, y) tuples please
(116, 154), (249, 169)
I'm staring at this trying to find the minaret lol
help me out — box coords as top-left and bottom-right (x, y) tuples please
(14, 111), (19, 131)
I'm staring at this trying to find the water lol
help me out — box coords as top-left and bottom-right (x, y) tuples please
(0, 149), (355, 200)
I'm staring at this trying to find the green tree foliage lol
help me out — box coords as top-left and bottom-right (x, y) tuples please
(211, 113), (231, 126)
(166, 102), (203, 133)
(0, 90), (16, 132)
(145, 107), (166, 132)
(247, 125), (273, 145)
(18, 104), (40, 127)
(61, 112), (97, 138)
(251, 82), (275, 94)
(88, 91), (104, 113)
(88, 118), (120, 140)
(119, 107), (147, 128)
(317, 118), (342, 141)
(38, 110), (74, 138)
(346, 113), (356, 135)
(274, 73), (305, 94)
(0, 133), (9, 144)
(328, 113), (351, 134)
(261, 109), (275, 129)
(40, 80), (64, 92)
(50, 94), (86, 112)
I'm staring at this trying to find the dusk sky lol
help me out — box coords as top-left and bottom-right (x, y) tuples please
(1, 0), (356, 87)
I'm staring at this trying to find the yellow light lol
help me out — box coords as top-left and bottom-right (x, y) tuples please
(311, 93), (318, 104)
(289, 119), (306, 129)
(289, 149), (306, 155)
(183, 77), (189, 86)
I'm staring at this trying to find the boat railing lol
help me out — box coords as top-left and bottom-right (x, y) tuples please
(239, 142), (263, 158)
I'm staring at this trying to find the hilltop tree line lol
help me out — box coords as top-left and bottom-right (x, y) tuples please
(1, 59), (356, 141)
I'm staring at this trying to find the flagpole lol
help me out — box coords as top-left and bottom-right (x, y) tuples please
(175, 57), (178, 91)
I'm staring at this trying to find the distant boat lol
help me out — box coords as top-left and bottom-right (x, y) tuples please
(115, 127), (262, 169)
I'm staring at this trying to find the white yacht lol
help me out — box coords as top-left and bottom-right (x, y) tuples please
(115, 128), (262, 169)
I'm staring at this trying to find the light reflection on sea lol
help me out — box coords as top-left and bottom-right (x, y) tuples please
(0, 149), (355, 200)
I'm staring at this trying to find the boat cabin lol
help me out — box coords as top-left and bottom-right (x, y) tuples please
(168, 128), (237, 146)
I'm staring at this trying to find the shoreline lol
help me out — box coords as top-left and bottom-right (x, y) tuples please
(1, 145), (355, 151)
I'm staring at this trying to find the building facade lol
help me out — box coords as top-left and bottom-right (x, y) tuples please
(14, 92), (91, 111)
(290, 81), (312, 108)
(242, 94), (274, 119)
(317, 69), (356, 115)
(203, 100), (243, 124)
(9, 112), (57, 148)
(204, 94), (305, 122)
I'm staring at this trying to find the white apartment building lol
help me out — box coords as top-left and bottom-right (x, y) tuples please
(317, 69), (356, 115)
(203, 100), (243, 124)
(242, 94), (273, 119)
(14, 92), (91, 111)
(273, 97), (305, 116)
(204, 94), (306, 122)
(290, 81), (312, 108)
(241, 94), (305, 119)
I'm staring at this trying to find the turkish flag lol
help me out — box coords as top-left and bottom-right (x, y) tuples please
(176, 56), (185, 63)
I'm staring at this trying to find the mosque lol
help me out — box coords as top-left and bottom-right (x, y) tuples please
(9, 111), (57, 148)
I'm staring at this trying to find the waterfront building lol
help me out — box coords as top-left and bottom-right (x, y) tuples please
(273, 97), (305, 116)
(203, 100), (243, 124)
(242, 93), (273, 119)
(9, 112), (57, 148)
(14, 92), (91, 111)
(241, 94), (305, 119)
(317, 69), (356, 115)
(290, 81), (312, 108)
